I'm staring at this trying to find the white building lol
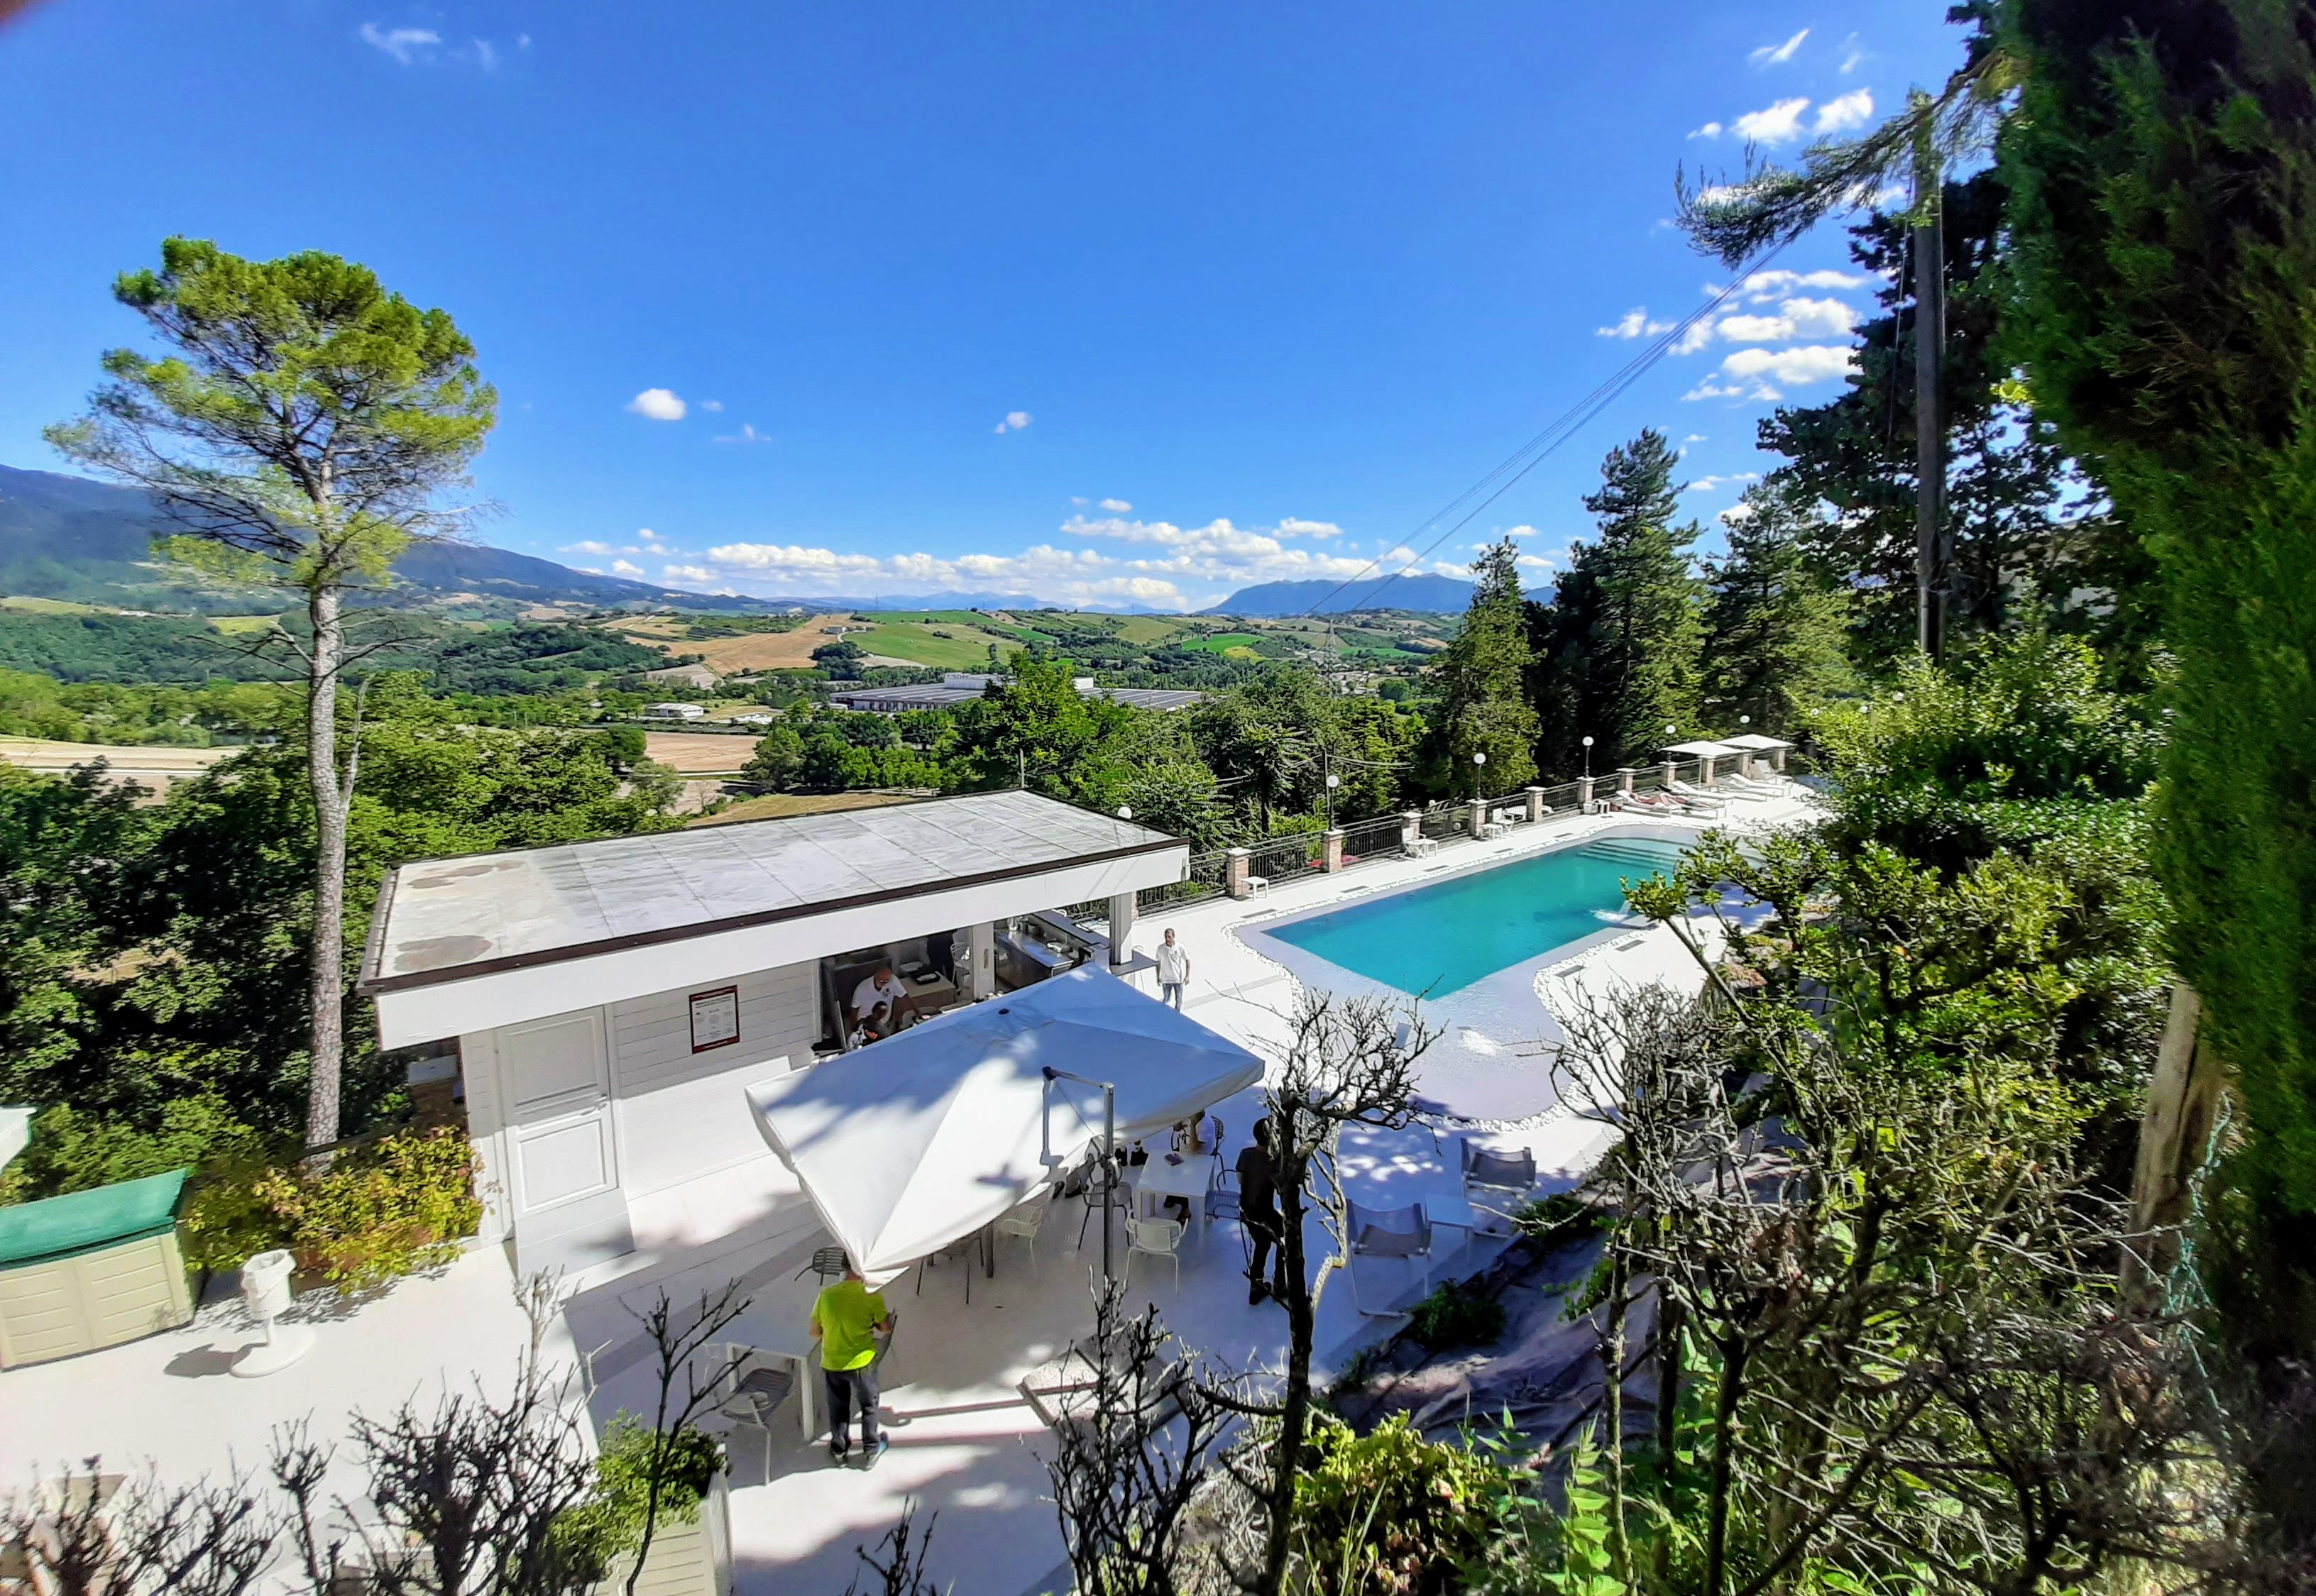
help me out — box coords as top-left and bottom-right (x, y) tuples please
(640, 701), (706, 720)
(357, 792), (1187, 1273)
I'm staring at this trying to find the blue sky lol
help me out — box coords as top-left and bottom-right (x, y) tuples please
(0, 3), (1970, 610)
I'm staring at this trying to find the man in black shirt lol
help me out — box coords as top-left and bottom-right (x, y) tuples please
(1234, 1118), (1288, 1305)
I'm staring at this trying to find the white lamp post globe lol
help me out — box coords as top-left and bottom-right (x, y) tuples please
(1582, 736), (1593, 748)
(1117, 805), (1132, 820)
(1326, 774), (1340, 788)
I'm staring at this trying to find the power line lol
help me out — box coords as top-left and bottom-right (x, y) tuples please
(1297, 239), (1798, 631)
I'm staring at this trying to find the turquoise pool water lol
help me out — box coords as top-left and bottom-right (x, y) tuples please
(1261, 837), (1689, 997)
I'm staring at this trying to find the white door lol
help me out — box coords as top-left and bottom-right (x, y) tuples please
(500, 1011), (619, 1220)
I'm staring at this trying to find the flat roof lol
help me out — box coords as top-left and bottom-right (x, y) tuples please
(360, 791), (1182, 995)
(1664, 739), (1741, 757)
(830, 683), (1204, 712)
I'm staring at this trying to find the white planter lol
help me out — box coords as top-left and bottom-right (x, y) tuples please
(598, 1472), (731, 1596)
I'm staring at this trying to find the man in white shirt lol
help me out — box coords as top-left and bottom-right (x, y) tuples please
(1154, 928), (1190, 1011)
(851, 965), (911, 1038)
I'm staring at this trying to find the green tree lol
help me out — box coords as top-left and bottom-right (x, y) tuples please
(47, 239), (496, 1150)
(1421, 539), (1539, 795)
(1997, 1), (2316, 1534)
(1531, 430), (1703, 771)
(1698, 482), (1853, 734)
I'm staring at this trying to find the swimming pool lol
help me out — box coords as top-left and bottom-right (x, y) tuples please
(1259, 837), (1688, 997)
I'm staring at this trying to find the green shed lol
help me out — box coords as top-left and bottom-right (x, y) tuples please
(0, 1170), (194, 1368)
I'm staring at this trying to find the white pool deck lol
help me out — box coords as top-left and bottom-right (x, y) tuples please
(0, 790), (1816, 1596)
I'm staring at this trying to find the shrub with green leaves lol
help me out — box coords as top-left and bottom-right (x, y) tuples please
(553, 1414), (723, 1573)
(1291, 1412), (1522, 1596)
(1405, 1279), (1508, 1353)
(243, 1128), (484, 1287)
(0, 1094), (265, 1206)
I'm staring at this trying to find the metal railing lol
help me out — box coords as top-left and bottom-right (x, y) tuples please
(1140, 849), (1231, 910)
(1419, 803), (1469, 842)
(1335, 813), (1407, 868)
(1242, 832), (1325, 891)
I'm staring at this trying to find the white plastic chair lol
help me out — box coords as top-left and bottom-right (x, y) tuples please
(1124, 1216), (1185, 1297)
(1461, 1142), (1540, 1236)
(997, 1188), (1052, 1275)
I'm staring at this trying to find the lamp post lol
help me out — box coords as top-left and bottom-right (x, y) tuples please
(1581, 734), (1593, 783)
(1041, 1065), (1118, 1288)
(1117, 805), (1133, 820)
(1472, 749), (1486, 798)
(1324, 772), (1340, 831)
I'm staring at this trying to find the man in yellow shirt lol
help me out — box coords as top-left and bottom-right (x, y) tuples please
(809, 1255), (894, 1465)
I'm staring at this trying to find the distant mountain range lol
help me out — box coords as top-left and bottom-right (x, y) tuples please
(1201, 574), (1477, 616)
(0, 463), (1483, 619)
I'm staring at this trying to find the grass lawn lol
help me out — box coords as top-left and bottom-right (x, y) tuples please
(0, 595), (102, 615)
(847, 621), (1004, 670)
(1182, 632), (1259, 654)
(1109, 615), (1190, 644)
(208, 615), (285, 636)
(688, 790), (922, 827)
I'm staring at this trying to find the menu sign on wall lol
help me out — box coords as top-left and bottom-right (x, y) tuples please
(689, 986), (740, 1053)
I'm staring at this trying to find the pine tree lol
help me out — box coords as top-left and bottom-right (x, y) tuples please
(1701, 483), (1854, 734)
(1422, 539), (1538, 796)
(1530, 430), (1704, 771)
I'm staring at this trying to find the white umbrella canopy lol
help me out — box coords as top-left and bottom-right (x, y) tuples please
(745, 966), (1263, 1277)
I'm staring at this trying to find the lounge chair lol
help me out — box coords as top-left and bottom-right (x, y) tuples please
(1667, 778), (1739, 808)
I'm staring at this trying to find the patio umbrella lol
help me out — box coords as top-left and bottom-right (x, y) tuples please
(745, 965), (1262, 1278)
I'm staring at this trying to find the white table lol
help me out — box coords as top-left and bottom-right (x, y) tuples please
(1127, 1155), (1212, 1240)
(1407, 836), (1440, 859)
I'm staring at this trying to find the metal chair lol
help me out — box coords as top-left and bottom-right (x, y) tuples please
(795, 1245), (848, 1282)
(1124, 1215), (1185, 1297)
(1461, 1142), (1540, 1235)
(706, 1341), (806, 1482)
(1345, 1199), (1434, 1318)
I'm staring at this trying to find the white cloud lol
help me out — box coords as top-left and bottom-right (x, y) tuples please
(1099, 497), (1132, 512)
(518, 33), (532, 48)
(1070, 496), (1090, 506)
(1717, 297), (1860, 343)
(1598, 307), (1676, 339)
(1731, 98), (1811, 145)
(1687, 121), (1723, 141)
(667, 509), (1403, 608)
(1749, 28), (1809, 67)
(662, 564), (716, 583)
(1515, 554), (1556, 573)
(560, 541), (616, 556)
(1686, 343), (1857, 402)
(1740, 268), (1869, 301)
(1684, 472), (1762, 493)
(472, 38), (498, 70)
(1683, 434), (1708, 443)
(1813, 89), (1875, 136)
(699, 400), (723, 412)
(611, 559), (644, 578)
(1720, 502), (1759, 526)
(637, 527), (660, 541)
(1672, 319), (1717, 355)
(714, 422), (772, 444)
(994, 410), (1033, 434)
(359, 23), (440, 63)
(627, 387), (686, 421)
(1839, 33), (1865, 73)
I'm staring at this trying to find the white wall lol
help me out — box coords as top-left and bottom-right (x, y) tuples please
(607, 962), (818, 1196)
(461, 957), (819, 1248)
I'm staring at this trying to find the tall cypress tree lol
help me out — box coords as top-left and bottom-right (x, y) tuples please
(1422, 538), (1538, 796)
(1701, 482), (1855, 734)
(1530, 429), (1705, 771)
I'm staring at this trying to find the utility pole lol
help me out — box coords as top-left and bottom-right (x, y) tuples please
(1911, 90), (1948, 660)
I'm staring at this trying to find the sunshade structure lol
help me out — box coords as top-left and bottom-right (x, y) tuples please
(1662, 739), (1740, 759)
(746, 967), (1263, 1278)
(1719, 733), (1792, 751)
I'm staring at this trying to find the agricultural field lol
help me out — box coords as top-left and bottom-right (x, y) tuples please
(688, 789), (920, 827)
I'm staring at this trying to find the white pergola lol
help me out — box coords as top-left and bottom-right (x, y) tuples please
(1662, 739), (1740, 784)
